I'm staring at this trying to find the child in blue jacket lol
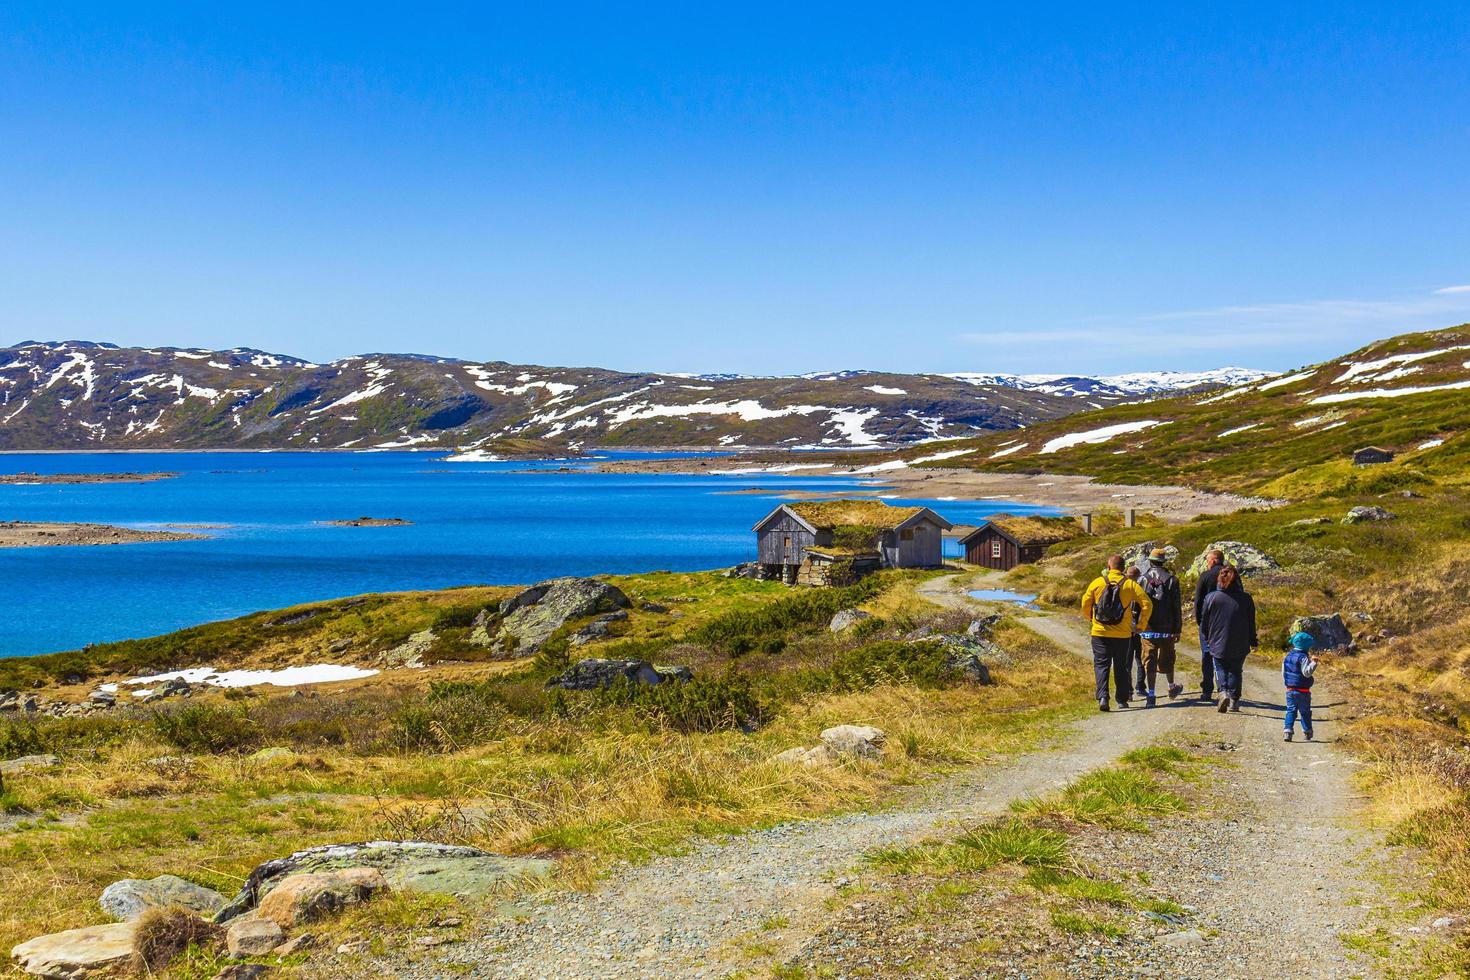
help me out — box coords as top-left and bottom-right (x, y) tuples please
(1283, 631), (1318, 742)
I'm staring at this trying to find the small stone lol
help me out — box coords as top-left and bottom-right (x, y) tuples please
(273, 933), (315, 956)
(819, 725), (886, 758)
(1343, 505), (1395, 525)
(226, 917), (284, 956)
(829, 608), (872, 633)
(1158, 929), (1206, 947)
(99, 874), (228, 922)
(0, 754), (60, 776)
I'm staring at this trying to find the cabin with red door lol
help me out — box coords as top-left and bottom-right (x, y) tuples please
(959, 515), (1078, 571)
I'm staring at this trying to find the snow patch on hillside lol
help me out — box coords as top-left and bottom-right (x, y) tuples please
(1309, 380), (1470, 405)
(1040, 420), (1167, 454)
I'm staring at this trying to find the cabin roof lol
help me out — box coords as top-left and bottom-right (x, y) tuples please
(959, 514), (1079, 548)
(753, 498), (953, 535)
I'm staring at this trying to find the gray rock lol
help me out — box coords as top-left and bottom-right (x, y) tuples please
(213, 964), (274, 980)
(0, 754), (60, 776)
(1291, 613), (1353, 651)
(217, 842), (557, 922)
(1290, 517), (1332, 526)
(1157, 928), (1206, 947)
(11, 922), (138, 979)
(1343, 505), (1396, 524)
(929, 632), (1008, 679)
(820, 725), (886, 758)
(87, 689), (116, 707)
(1122, 541), (1179, 572)
(545, 658), (691, 691)
(966, 615), (1002, 637)
(829, 608), (872, 633)
(771, 746), (832, 767)
(568, 611), (630, 646)
(226, 916), (284, 956)
(639, 601), (670, 614)
(100, 874), (228, 922)
(723, 562), (766, 579)
(496, 578), (631, 655)
(1187, 541), (1279, 578)
(383, 628), (435, 669)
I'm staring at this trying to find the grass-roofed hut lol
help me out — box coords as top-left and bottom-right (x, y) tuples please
(752, 499), (953, 585)
(959, 514), (1079, 571)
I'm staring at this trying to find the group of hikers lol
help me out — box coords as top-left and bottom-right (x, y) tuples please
(1079, 547), (1320, 741)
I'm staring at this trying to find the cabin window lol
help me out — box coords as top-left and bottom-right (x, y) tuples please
(783, 536), (791, 549)
(900, 529), (914, 541)
(991, 541), (1003, 559)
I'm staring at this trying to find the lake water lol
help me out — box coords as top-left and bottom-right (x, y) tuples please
(1, 452), (1057, 657)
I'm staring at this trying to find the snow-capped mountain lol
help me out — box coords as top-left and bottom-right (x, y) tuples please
(0, 341), (1261, 451)
(943, 367), (1270, 400)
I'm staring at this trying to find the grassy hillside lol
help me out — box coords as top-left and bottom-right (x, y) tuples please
(902, 324), (1470, 497)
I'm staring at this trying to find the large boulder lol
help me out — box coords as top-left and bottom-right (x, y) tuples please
(11, 922), (137, 979)
(545, 659), (692, 691)
(1343, 505), (1396, 525)
(1291, 614), (1353, 652)
(255, 868), (387, 927)
(1122, 541), (1180, 573)
(496, 578), (632, 655)
(216, 842), (557, 922)
(99, 874), (227, 922)
(820, 725), (886, 758)
(829, 609), (872, 633)
(1187, 541), (1279, 579)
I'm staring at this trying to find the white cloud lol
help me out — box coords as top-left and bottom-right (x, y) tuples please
(1434, 285), (1470, 294)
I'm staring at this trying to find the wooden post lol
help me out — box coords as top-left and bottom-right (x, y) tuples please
(1080, 512), (1093, 535)
(1126, 508), (1137, 528)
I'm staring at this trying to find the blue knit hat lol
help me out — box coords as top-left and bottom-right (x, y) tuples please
(1290, 631), (1317, 651)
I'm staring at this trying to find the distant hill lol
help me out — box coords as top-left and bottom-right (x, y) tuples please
(895, 325), (1470, 497)
(0, 341), (1260, 451)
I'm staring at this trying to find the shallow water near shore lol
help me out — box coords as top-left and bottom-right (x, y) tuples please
(0, 451), (1058, 657)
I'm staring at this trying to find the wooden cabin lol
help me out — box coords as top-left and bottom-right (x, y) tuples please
(1352, 446), (1395, 466)
(959, 515), (1078, 571)
(753, 499), (953, 585)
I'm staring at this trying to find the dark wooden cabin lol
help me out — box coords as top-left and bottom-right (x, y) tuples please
(1352, 446), (1395, 466)
(959, 515), (1078, 571)
(753, 499), (952, 585)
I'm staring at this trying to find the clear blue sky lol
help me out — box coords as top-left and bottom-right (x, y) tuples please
(3, 3), (1470, 375)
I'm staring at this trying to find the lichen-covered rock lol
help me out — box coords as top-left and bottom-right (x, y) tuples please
(1187, 541), (1279, 579)
(820, 725), (886, 758)
(383, 629), (435, 668)
(1122, 541), (1179, 572)
(225, 917), (284, 956)
(496, 578), (631, 654)
(545, 658), (691, 691)
(255, 868), (388, 927)
(1291, 614), (1354, 651)
(0, 754), (59, 776)
(217, 842), (557, 922)
(10, 922), (137, 978)
(1290, 517), (1332, 527)
(99, 874), (227, 922)
(829, 608), (872, 633)
(1343, 505), (1396, 525)
(771, 746), (832, 767)
(568, 611), (629, 646)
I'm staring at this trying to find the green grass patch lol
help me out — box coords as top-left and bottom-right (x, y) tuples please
(1049, 909), (1128, 938)
(867, 820), (1070, 875)
(1012, 766), (1184, 832)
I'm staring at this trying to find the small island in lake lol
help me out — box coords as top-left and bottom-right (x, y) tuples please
(323, 516), (414, 527)
(0, 520), (206, 548)
(0, 471), (180, 485)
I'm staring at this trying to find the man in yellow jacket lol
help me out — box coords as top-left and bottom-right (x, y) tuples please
(1081, 555), (1154, 711)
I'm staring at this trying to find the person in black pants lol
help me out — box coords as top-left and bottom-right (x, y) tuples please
(1081, 555), (1154, 711)
(1127, 565), (1147, 699)
(1192, 548), (1225, 702)
(1199, 564), (1259, 712)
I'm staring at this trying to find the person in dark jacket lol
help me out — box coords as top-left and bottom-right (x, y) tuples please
(1126, 565), (1147, 700)
(1199, 565), (1258, 712)
(1139, 548), (1184, 706)
(1192, 549), (1225, 702)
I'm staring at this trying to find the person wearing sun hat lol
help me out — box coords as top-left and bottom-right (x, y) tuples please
(1137, 546), (1184, 706)
(1282, 631), (1319, 741)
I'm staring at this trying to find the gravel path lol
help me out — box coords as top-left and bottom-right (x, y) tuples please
(371, 576), (1399, 979)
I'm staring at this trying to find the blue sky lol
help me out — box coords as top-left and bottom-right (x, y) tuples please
(2, 4), (1469, 375)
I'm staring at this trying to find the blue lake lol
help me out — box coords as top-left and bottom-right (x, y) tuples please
(0, 452), (1057, 657)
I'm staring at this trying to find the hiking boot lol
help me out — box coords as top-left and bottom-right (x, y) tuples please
(1217, 697), (1230, 714)
(1145, 695), (1157, 708)
(1168, 684), (1184, 700)
(1230, 700), (1241, 712)
(1283, 730), (1293, 742)
(1199, 692), (1214, 703)
(1116, 699), (1130, 709)
(1099, 699), (1110, 712)
(1304, 730), (1314, 741)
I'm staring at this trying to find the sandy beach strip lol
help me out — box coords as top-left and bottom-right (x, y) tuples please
(0, 521), (207, 548)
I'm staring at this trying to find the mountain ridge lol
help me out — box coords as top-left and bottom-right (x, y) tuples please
(0, 340), (1265, 452)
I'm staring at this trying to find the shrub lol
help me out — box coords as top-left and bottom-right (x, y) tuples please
(130, 906), (222, 973)
(150, 704), (259, 754)
(690, 577), (889, 654)
(776, 641), (957, 698)
(393, 681), (512, 753)
(565, 670), (767, 734)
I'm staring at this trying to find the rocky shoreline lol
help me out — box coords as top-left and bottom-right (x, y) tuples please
(0, 521), (206, 548)
(583, 457), (1278, 522)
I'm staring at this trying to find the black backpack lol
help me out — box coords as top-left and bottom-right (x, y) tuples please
(1092, 576), (1127, 626)
(1142, 566), (1175, 605)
